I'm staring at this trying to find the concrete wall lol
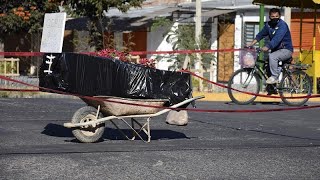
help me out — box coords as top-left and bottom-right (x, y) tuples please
(147, 26), (173, 57)
(147, 22), (178, 70)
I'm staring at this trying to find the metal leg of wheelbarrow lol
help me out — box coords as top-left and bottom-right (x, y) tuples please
(130, 118), (151, 142)
(109, 117), (151, 142)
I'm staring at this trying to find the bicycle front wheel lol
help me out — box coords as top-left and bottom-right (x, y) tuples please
(227, 68), (260, 105)
(279, 70), (312, 106)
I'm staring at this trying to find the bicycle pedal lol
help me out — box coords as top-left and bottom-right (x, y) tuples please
(266, 84), (278, 95)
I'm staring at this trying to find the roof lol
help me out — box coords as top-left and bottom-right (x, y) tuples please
(103, 4), (235, 20)
(178, 0), (254, 9)
(100, 4), (236, 29)
(178, 0), (277, 11)
(172, 9), (235, 24)
(201, 9), (235, 17)
(65, 0), (285, 31)
(103, 5), (179, 18)
(252, 0), (320, 9)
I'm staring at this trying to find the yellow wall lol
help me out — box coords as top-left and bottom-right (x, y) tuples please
(301, 50), (320, 78)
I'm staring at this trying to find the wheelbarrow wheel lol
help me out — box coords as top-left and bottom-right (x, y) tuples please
(71, 106), (105, 143)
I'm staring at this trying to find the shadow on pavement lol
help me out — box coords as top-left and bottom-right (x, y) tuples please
(42, 123), (73, 137)
(42, 123), (189, 142)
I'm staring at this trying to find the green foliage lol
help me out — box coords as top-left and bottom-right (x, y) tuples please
(0, 0), (144, 50)
(65, 0), (143, 51)
(67, 0), (144, 18)
(191, 76), (208, 90)
(166, 24), (215, 70)
(0, 0), (61, 41)
(151, 17), (173, 32)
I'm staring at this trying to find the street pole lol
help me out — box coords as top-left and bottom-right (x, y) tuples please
(259, 5), (265, 48)
(259, 5), (265, 63)
(195, 0), (203, 92)
(258, 5), (265, 90)
(195, 0), (201, 41)
(284, 7), (291, 29)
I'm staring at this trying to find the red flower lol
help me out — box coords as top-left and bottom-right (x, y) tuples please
(140, 58), (155, 68)
(96, 49), (155, 68)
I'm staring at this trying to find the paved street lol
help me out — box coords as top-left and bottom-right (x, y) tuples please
(0, 98), (320, 179)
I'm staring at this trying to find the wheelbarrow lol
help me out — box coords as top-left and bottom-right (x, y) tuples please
(64, 95), (204, 143)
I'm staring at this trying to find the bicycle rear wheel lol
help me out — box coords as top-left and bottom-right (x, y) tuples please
(228, 68), (260, 105)
(279, 70), (312, 106)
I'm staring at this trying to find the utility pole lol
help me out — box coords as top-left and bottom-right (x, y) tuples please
(284, 7), (291, 29)
(195, 0), (201, 41)
(195, 0), (203, 92)
(259, 5), (265, 63)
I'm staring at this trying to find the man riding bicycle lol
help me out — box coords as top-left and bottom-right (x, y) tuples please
(247, 8), (293, 84)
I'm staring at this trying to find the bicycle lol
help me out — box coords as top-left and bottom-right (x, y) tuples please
(227, 47), (312, 106)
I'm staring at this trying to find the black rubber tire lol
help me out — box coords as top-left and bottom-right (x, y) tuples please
(71, 106), (105, 143)
(279, 70), (312, 106)
(227, 68), (260, 105)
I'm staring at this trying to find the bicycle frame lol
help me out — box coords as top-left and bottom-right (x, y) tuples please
(245, 60), (269, 92)
(242, 53), (299, 94)
(254, 60), (268, 79)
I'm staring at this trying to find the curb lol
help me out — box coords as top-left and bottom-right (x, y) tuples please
(0, 91), (79, 99)
(1, 91), (319, 103)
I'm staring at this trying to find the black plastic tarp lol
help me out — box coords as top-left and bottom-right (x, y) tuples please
(39, 53), (192, 106)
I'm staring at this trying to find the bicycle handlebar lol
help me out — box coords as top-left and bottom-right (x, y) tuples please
(243, 46), (264, 53)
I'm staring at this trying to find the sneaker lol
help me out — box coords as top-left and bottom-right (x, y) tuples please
(266, 76), (278, 84)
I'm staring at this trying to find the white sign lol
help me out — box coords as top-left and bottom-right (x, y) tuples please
(40, 13), (66, 53)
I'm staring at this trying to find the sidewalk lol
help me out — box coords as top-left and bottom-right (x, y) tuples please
(193, 92), (320, 102)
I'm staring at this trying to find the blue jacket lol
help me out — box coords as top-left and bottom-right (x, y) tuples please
(255, 19), (293, 52)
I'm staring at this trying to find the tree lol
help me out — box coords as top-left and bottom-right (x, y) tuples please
(152, 17), (214, 70)
(66, 0), (144, 50)
(0, 1), (62, 75)
(0, 0), (61, 41)
(168, 24), (213, 69)
(0, 0), (144, 75)
(0, 0), (144, 50)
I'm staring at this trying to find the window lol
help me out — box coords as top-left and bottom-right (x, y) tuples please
(244, 22), (269, 60)
(244, 22), (260, 47)
(244, 22), (270, 47)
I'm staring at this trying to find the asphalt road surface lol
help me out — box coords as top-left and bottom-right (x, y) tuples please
(0, 98), (320, 179)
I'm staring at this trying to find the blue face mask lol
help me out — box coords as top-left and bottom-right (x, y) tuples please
(268, 18), (279, 28)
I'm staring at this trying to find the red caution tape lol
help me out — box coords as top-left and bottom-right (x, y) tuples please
(0, 45), (314, 57)
(1, 74), (320, 113)
(130, 48), (241, 55)
(181, 69), (320, 99)
(0, 49), (237, 57)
